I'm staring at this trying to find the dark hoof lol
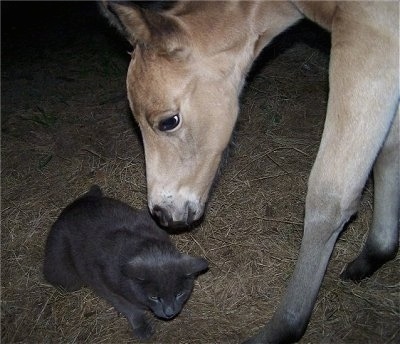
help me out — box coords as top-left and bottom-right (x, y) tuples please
(340, 258), (375, 282)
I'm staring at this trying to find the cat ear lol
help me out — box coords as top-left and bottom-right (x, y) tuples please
(122, 257), (146, 281)
(182, 255), (209, 277)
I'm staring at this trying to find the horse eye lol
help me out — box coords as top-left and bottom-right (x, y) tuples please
(158, 114), (180, 132)
(149, 296), (159, 301)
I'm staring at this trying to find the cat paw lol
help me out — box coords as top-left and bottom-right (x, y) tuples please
(132, 322), (154, 341)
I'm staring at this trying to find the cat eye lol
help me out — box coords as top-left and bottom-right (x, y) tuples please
(158, 114), (180, 132)
(176, 291), (185, 299)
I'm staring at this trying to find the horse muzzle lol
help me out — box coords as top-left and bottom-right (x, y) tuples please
(150, 200), (203, 228)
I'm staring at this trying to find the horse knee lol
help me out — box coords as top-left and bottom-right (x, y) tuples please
(304, 186), (359, 240)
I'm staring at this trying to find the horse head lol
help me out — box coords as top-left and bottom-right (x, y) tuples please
(101, 1), (259, 226)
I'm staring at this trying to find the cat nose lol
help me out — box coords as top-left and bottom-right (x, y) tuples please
(163, 305), (176, 319)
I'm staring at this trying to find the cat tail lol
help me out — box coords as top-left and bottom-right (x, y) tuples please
(86, 185), (103, 198)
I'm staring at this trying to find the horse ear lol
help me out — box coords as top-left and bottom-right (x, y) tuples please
(99, 1), (151, 45)
(99, 1), (189, 58)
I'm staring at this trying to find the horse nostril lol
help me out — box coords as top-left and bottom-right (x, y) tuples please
(186, 205), (196, 225)
(152, 205), (172, 227)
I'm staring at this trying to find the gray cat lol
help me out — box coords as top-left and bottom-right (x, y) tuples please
(43, 185), (208, 340)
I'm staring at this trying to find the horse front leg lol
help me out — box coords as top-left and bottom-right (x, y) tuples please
(245, 7), (399, 343)
(244, 184), (354, 344)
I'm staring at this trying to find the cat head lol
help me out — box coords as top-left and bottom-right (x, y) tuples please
(123, 249), (208, 319)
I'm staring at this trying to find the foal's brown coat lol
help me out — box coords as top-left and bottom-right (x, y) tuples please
(101, 1), (399, 343)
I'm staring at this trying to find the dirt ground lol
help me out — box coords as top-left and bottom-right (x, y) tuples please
(1, 2), (399, 344)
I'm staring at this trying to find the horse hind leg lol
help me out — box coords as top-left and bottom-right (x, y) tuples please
(341, 106), (400, 281)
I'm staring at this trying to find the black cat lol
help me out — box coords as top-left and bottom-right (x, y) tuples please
(43, 185), (208, 340)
